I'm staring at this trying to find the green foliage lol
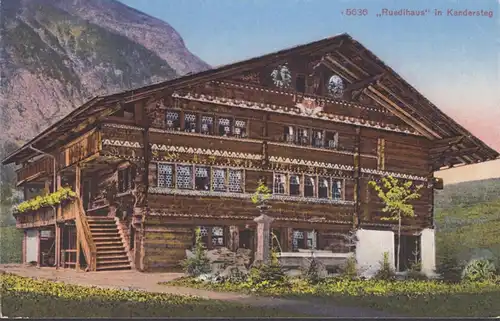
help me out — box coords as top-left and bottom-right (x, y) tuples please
(406, 262), (428, 281)
(434, 179), (500, 281)
(462, 259), (497, 282)
(244, 248), (288, 291)
(340, 256), (359, 280)
(13, 187), (76, 214)
(302, 257), (322, 284)
(0, 226), (23, 263)
(374, 252), (396, 281)
(1, 274), (298, 318)
(251, 180), (271, 206)
(180, 227), (211, 277)
(167, 276), (500, 317)
(368, 176), (423, 221)
(369, 176), (422, 271)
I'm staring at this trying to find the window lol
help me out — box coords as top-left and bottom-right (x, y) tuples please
(211, 226), (225, 247)
(289, 175), (300, 196)
(195, 166), (210, 191)
(228, 169), (243, 192)
(212, 168), (227, 191)
(273, 173), (286, 194)
(332, 180), (343, 200)
(326, 131), (339, 149)
(201, 115), (214, 135)
(304, 175), (315, 197)
(196, 226), (225, 249)
(292, 229), (317, 251)
(295, 74), (306, 93)
(312, 130), (324, 148)
(118, 167), (135, 193)
(297, 128), (310, 146)
(218, 117), (232, 136)
(318, 177), (329, 198)
(166, 110), (181, 131)
(157, 164), (174, 188)
(234, 119), (247, 138)
(283, 126), (295, 143)
(176, 165), (193, 189)
(184, 113), (198, 133)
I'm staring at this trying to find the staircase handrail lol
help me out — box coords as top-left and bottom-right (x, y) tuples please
(74, 197), (97, 271)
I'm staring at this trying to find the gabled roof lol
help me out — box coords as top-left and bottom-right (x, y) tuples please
(3, 33), (498, 168)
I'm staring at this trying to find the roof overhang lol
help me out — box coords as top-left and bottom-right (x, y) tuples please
(3, 33), (498, 169)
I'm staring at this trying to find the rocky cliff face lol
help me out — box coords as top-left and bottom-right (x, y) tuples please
(0, 0), (210, 146)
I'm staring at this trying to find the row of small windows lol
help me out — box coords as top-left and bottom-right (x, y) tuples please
(273, 173), (344, 200)
(282, 126), (339, 149)
(166, 110), (248, 138)
(157, 163), (244, 192)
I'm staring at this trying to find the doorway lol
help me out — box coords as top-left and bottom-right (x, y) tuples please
(239, 229), (254, 251)
(395, 234), (421, 271)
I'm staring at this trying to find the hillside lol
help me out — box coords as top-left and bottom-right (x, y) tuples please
(0, 0), (210, 146)
(434, 178), (500, 264)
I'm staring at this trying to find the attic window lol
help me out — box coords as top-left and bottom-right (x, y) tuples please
(123, 104), (135, 120)
(296, 74), (306, 93)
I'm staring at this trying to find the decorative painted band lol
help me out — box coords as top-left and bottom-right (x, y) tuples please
(102, 139), (427, 181)
(148, 187), (356, 206)
(148, 210), (353, 225)
(214, 81), (387, 114)
(102, 123), (145, 131)
(150, 144), (263, 160)
(269, 156), (354, 171)
(172, 92), (421, 136)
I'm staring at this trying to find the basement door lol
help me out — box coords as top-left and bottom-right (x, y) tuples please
(25, 230), (39, 264)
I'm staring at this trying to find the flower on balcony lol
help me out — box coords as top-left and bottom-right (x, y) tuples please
(13, 187), (77, 214)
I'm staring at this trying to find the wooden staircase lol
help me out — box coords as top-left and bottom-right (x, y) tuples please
(87, 217), (132, 271)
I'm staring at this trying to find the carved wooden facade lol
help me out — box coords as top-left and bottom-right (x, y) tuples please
(4, 34), (498, 272)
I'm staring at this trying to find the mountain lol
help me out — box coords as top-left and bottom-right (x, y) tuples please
(0, 0), (210, 146)
(434, 178), (500, 265)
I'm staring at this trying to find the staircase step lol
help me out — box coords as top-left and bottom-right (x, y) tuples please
(97, 256), (129, 266)
(97, 254), (128, 260)
(96, 264), (131, 271)
(96, 245), (124, 251)
(97, 250), (127, 256)
(94, 240), (123, 248)
(94, 236), (122, 241)
(92, 232), (121, 237)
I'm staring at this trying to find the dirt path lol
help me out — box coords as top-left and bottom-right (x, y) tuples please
(0, 264), (397, 318)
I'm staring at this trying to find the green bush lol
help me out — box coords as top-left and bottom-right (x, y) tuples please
(244, 250), (288, 291)
(180, 228), (211, 277)
(13, 187), (76, 214)
(462, 259), (496, 282)
(406, 262), (428, 281)
(374, 252), (396, 281)
(302, 256), (321, 284)
(340, 255), (359, 280)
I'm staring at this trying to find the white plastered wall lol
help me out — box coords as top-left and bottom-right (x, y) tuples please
(420, 228), (436, 276)
(355, 229), (395, 277)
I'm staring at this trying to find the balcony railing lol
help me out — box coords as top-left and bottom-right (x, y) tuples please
(16, 130), (101, 184)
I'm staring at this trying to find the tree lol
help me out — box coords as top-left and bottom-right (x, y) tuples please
(368, 176), (423, 272)
(251, 179), (271, 207)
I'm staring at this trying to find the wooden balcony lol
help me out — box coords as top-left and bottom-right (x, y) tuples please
(16, 130), (101, 184)
(14, 200), (78, 229)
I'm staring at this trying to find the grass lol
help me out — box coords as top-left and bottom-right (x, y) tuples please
(166, 277), (500, 317)
(0, 225), (22, 264)
(1, 274), (302, 318)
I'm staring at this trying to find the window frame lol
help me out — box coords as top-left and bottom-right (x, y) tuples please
(157, 163), (174, 188)
(165, 109), (181, 131)
(273, 172), (287, 195)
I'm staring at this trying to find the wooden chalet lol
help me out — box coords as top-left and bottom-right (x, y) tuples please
(3, 33), (498, 273)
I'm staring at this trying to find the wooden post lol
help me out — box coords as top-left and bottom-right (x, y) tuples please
(75, 163), (81, 271)
(44, 179), (50, 195)
(55, 173), (62, 269)
(76, 227), (81, 271)
(75, 163), (81, 197)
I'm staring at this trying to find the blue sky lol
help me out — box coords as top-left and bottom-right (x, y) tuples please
(119, 0), (499, 149)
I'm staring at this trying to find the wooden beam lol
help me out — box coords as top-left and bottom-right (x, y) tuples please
(345, 73), (385, 92)
(431, 147), (480, 159)
(324, 55), (440, 138)
(363, 90), (434, 139)
(430, 136), (465, 149)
